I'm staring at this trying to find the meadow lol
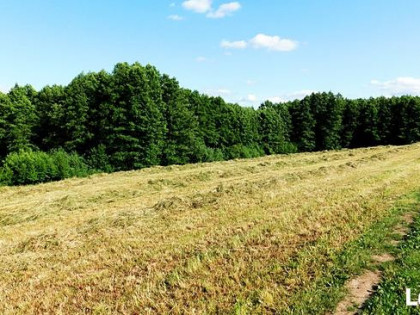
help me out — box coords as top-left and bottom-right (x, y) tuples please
(1, 143), (420, 314)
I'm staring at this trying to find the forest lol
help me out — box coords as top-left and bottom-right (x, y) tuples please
(0, 62), (419, 185)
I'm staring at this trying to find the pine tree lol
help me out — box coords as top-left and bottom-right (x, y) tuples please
(311, 92), (344, 150)
(376, 96), (393, 144)
(290, 97), (316, 151)
(107, 62), (165, 169)
(62, 73), (96, 153)
(5, 85), (38, 153)
(353, 98), (379, 147)
(0, 92), (12, 158)
(340, 99), (359, 148)
(258, 105), (287, 154)
(160, 75), (198, 165)
(33, 85), (66, 150)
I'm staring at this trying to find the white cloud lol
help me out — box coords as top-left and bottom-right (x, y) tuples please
(289, 89), (315, 99)
(221, 33), (298, 52)
(0, 85), (9, 93)
(204, 88), (232, 97)
(267, 90), (315, 103)
(195, 56), (208, 62)
(246, 79), (257, 86)
(268, 96), (286, 103)
(238, 94), (258, 102)
(247, 94), (257, 102)
(220, 40), (247, 49)
(371, 77), (420, 96)
(217, 88), (232, 95)
(250, 33), (298, 52)
(182, 0), (240, 18)
(207, 2), (241, 18)
(168, 14), (184, 21)
(182, 0), (212, 13)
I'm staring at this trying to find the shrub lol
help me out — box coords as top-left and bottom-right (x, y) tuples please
(203, 147), (225, 162)
(190, 142), (225, 163)
(86, 145), (114, 173)
(277, 142), (298, 154)
(50, 149), (89, 179)
(223, 144), (264, 159)
(0, 149), (91, 186)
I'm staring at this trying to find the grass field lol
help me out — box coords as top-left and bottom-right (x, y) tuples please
(1, 144), (420, 314)
(362, 198), (420, 314)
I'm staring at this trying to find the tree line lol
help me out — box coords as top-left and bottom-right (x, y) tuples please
(1, 62), (419, 184)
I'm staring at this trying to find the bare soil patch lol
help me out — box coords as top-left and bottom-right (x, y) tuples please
(335, 212), (416, 314)
(372, 253), (395, 263)
(334, 271), (381, 315)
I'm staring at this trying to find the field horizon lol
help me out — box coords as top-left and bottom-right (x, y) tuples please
(1, 143), (420, 313)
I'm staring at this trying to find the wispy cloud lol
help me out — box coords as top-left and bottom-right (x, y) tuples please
(204, 88), (232, 97)
(182, 0), (212, 13)
(182, 0), (240, 18)
(168, 14), (184, 21)
(221, 33), (298, 52)
(217, 88), (232, 95)
(0, 85), (9, 93)
(371, 77), (420, 96)
(267, 90), (316, 103)
(195, 56), (208, 62)
(246, 94), (257, 102)
(237, 94), (259, 106)
(250, 34), (298, 52)
(220, 40), (247, 49)
(207, 2), (241, 18)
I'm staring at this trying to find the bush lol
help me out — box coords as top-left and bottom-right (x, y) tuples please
(223, 144), (264, 159)
(277, 142), (298, 154)
(202, 147), (225, 162)
(0, 149), (91, 186)
(190, 142), (225, 163)
(86, 145), (114, 173)
(50, 149), (90, 179)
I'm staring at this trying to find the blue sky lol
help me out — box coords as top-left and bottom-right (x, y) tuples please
(1, 0), (420, 106)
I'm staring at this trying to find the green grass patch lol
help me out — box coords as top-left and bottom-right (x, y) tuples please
(362, 192), (420, 314)
(283, 192), (420, 314)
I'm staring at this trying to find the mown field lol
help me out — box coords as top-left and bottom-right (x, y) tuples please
(362, 206), (420, 314)
(1, 144), (420, 314)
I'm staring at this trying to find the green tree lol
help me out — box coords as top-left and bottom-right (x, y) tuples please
(290, 97), (316, 151)
(160, 75), (198, 165)
(4, 85), (38, 154)
(311, 92), (344, 150)
(376, 96), (393, 144)
(258, 105), (288, 154)
(107, 62), (165, 169)
(0, 92), (12, 158)
(353, 98), (379, 147)
(393, 96), (420, 144)
(33, 85), (66, 150)
(188, 91), (220, 148)
(340, 99), (360, 148)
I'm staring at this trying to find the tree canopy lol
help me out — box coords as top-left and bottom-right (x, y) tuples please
(1, 62), (419, 184)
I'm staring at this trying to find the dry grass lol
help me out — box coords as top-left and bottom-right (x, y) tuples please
(1, 144), (420, 314)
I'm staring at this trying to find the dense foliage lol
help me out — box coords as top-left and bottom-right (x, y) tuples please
(0, 149), (89, 185)
(0, 62), (419, 185)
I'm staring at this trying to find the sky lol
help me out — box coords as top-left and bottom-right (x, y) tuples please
(1, 0), (420, 106)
